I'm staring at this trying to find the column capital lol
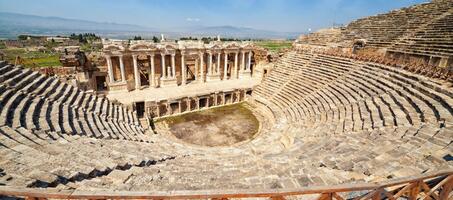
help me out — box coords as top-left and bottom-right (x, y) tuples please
(132, 54), (138, 58)
(105, 55), (111, 59)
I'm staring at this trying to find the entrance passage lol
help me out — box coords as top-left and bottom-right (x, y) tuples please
(157, 103), (259, 147)
(96, 76), (107, 91)
(199, 98), (208, 108)
(135, 101), (145, 118)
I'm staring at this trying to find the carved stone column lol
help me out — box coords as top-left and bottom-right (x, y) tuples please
(178, 101), (182, 113)
(247, 51), (252, 71)
(149, 53), (155, 87)
(119, 55), (126, 82)
(217, 52), (221, 76)
(181, 52), (186, 85)
(161, 53), (166, 79)
(208, 52), (213, 75)
(171, 54), (176, 79)
(234, 52), (239, 79)
(241, 51), (246, 72)
(224, 52), (228, 80)
(194, 58), (198, 81)
(132, 54), (141, 90)
(106, 55), (114, 83)
(199, 52), (204, 82)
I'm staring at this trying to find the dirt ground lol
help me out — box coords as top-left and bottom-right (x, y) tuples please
(158, 103), (259, 147)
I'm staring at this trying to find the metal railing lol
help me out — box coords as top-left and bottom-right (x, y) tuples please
(0, 170), (451, 199)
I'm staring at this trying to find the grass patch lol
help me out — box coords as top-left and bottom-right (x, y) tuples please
(156, 102), (253, 124)
(2, 48), (61, 68)
(156, 102), (260, 147)
(254, 40), (293, 52)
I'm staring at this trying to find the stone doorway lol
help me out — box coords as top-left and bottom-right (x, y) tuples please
(186, 64), (196, 82)
(170, 102), (179, 114)
(225, 94), (232, 104)
(199, 98), (208, 109)
(96, 76), (107, 91)
(139, 62), (150, 87)
(135, 101), (145, 118)
(263, 69), (268, 79)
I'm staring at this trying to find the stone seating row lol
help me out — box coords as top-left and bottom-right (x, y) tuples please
(133, 47), (453, 191)
(255, 51), (453, 138)
(0, 62), (146, 142)
(388, 13), (453, 57)
(0, 125), (182, 188)
(296, 0), (453, 58)
(1, 50), (452, 192)
(68, 123), (452, 191)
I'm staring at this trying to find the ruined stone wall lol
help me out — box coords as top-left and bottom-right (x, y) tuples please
(145, 88), (252, 119)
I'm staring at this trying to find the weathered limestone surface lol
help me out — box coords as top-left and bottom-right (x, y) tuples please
(295, 0), (453, 69)
(107, 77), (259, 105)
(102, 39), (256, 91)
(0, 43), (452, 193)
(156, 103), (259, 147)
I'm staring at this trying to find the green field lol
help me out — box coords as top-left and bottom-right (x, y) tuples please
(2, 48), (61, 68)
(254, 40), (293, 52)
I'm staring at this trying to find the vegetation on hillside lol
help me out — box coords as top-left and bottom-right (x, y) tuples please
(128, 36), (159, 43)
(179, 36), (252, 44)
(2, 48), (60, 68)
(254, 40), (293, 52)
(69, 33), (100, 44)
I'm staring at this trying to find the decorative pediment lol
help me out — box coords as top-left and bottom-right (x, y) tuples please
(129, 44), (150, 51)
(223, 42), (240, 49)
(129, 41), (158, 51)
(102, 38), (257, 55)
(240, 42), (255, 49)
(104, 45), (124, 51)
(206, 43), (222, 49)
(164, 44), (177, 49)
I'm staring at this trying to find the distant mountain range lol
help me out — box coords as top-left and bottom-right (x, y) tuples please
(0, 12), (299, 40)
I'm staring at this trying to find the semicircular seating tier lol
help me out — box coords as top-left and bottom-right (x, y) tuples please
(0, 61), (189, 188)
(0, 51), (452, 192)
(0, 61), (145, 141)
(296, 0), (453, 60)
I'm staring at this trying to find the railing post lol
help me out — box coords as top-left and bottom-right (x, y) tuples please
(332, 192), (345, 200)
(318, 193), (332, 200)
(270, 195), (286, 200)
(25, 197), (45, 200)
(408, 181), (421, 200)
(440, 175), (453, 200)
(371, 189), (382, 200)
(0, 171), (451, 200)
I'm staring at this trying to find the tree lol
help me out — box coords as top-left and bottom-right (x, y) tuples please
(18, 35), (28, 40)
(152, 36), (159, 43)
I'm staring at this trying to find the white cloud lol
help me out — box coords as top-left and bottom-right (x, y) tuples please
(186, 17), (200, 22)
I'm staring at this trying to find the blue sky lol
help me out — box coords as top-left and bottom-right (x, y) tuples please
(0, 0), (428, 32)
